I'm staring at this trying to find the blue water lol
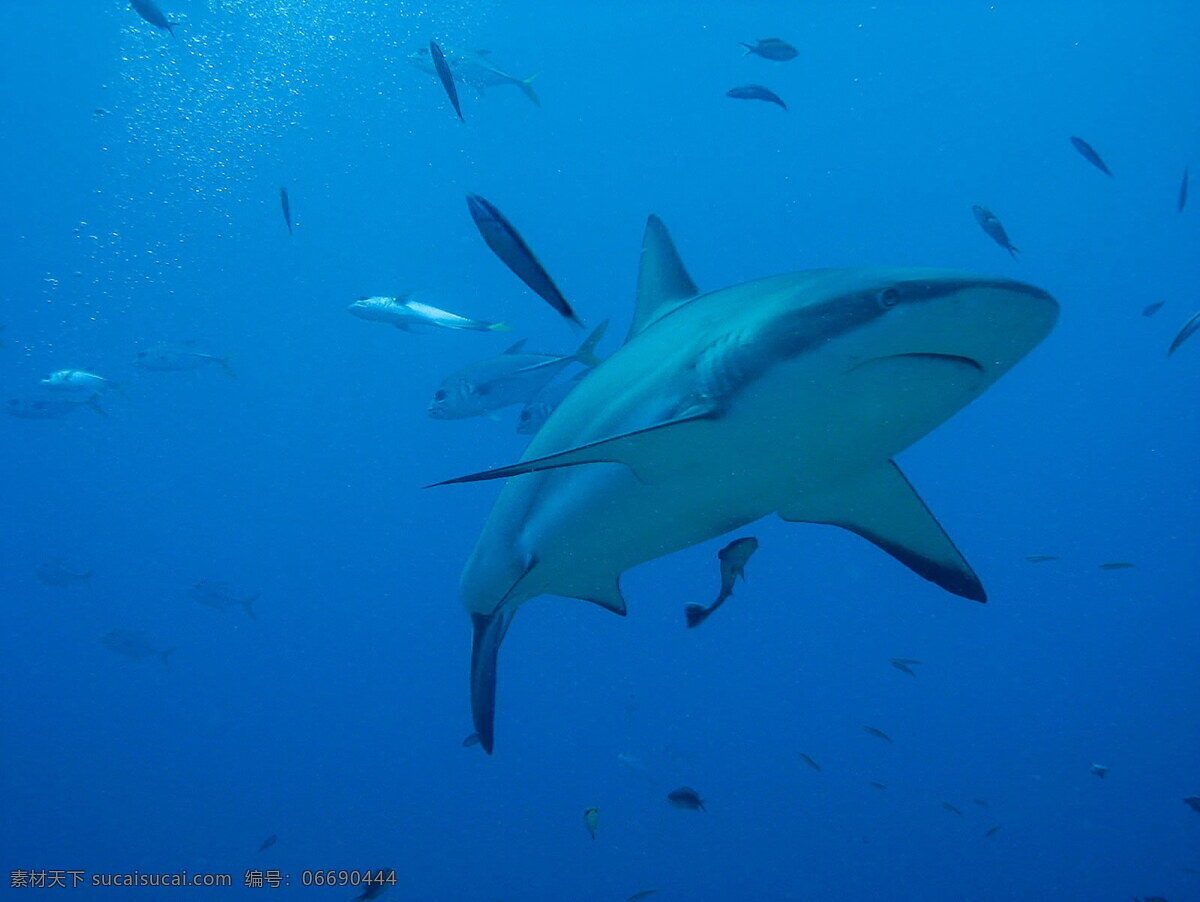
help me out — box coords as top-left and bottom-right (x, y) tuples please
(2, 2), (1197, 900)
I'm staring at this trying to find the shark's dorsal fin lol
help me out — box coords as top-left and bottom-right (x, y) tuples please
(778, 461), (986, 602)
(626, 215), (699, 343)
(429, 409), (717, 488)
(503, 339), (528, 354)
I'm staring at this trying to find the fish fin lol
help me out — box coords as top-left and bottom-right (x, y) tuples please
(570, 581), (627, 616)
(1007, 245), (1019, 260)
(488, 322), (513, 332)
(739, 42), (755, 54)
(626, 215), (699, 342)
(428, 409), (717, 487)
(470, 608), (515, 754)
(572, 320), (609, 367)
(517, 75), (540, 107)
(160, 648), (179, 668)
(684, 603), (710, 628)
(87, 396), (110, 418)
(215, 356), (236, 379)
(778, 461), (986, 602)
(243, 595), (258, 620)
(503, 339), (528, 354)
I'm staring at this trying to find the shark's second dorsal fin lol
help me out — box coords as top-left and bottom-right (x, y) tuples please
(626, 215), (699, 343)
(778, 461), (987, 603)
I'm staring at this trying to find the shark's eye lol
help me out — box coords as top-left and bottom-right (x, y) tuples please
(877, 287), (901, 308)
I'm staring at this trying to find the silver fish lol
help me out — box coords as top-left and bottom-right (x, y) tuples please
(684, 536), (759, 627)
(134, 341), (235, 378)
(348, 295), (511, 334)
(41, 369), (124, 395)
(408, 47), (539, 106)
(516, 371), (587, 435)
(428, 324), (605, 420)
(129, 0), (178, 36)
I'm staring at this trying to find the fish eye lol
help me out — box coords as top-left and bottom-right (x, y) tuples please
(434, 389), (446, 401)
(518, 410), (529, 421)
(877, 287), (901, 308)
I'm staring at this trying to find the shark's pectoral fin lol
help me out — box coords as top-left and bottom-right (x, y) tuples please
(779, 461), (986, 602)
(470, 609), (515, 755)
(429, 410), (717, 487)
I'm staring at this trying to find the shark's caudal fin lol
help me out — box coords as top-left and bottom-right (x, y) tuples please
(518, 75), (540, 107)
(470, 609), (514, 754)
(625, 216), (699, 342)
(779, 461), (986, 602)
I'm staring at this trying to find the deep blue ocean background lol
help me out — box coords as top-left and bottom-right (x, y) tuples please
(2, 2), (1197, 900)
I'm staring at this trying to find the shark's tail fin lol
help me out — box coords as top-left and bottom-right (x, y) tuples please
(684, 603), (710, 629)
(518, 75), (540, 107)
(470, 609), (515, 754)
(572, 320), (609, 368)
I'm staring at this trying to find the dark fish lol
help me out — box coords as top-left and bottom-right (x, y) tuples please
(100, 629), (176, 666)
(1025, 554), (1058, 563)
(465, 193), (583, 328)
(583, 806), (599, 840)
(1184, 796), (1200, 813)
(429, 40), (463, 121)
(726, 84), (787, 110)
(1167, 309), (1200, 356)
(1069, 136), (1112, 176)
(973, 799), (989, 807)
(36, 559), (93, 587)
(685, 536), (759, 628)
(129, 0), (178, 36)
(1180, 165), (1190, 213)
(972, 206), (1019, 259)
(257, 834), (277, 852)
(351, 874), (394, 900)
(7, 395), (106, 420)
(889, 658), (919, 676)
(279, 186), (292, 235)
(1098, 562), (1134, 570)
(666, 786), (706, 811)
(985, 825), (1001, 838)
(942, 802), (964, 816)
(868, 781), (887, 790)
(863, 726), (893, 742)
(739, 38), (798, 61)
(1090, 763), (1108, 778)
(1142, 302), (1165, 318)
(626, 892), (659, 902)
(462, 732), (481, 747)
(798, 753), (821, 772)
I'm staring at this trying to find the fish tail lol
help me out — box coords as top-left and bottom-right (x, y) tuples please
(470, 608), (516, 754)
(572, 319), (609, 368)
(738, 42), (754, 54)
(87, 395), (110, 418)
(487, 322), (514, 332)
(684, 603), (709, 629)
(217, 356), (237, 379)
(1007, 245), (1019, 260)
(243, 595), (259, 620)
(160, 648), (179, 668)
(518, 75), (540, 107)
(111, 382), (131, 400)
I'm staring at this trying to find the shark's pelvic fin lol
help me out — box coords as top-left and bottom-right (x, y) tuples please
(430, 410), (716, 487)
(778, 461), (987, 602)
(626, 215), (699, 342)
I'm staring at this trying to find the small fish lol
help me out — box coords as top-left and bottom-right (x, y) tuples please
(429, 40), (463, 121)
(972, 799), (989, 807)
(1180, 165), (1190, 213)
(889, 658), (920, 676)
(863, 726), (893, 743)
(739, 38), (798, 61)
(462, 732), (481, 747)
(626, 892), (659, 902)
(666, 786), (706, 811)
(516, 371), (585, 435)
(1183, 796), (1200, 813)
(134, 341), (235, 378)
(100, 629), (176, 666)
(280, 186), (293, 235)
(129, 0), (179, 36)
(428, 324), (605, 420)
(972, 206), (1019, 259)
(466, 193), (583, 329)
(41, 369), (125, 396)
(1069, 136), (1113, 177)
(726, 84), (787, 111)
(797, 753), (821, 772)
(36, 559), (93, 587)
(1090, 763), (1108, 779)
(92, 108), (111, 118)
(1142, 302), (1165, 318)
(1098, 562), (1134, 570)
(985, 825), (1001, 838)
(1025, 554), (1058, 563)
(942, 802), (964, 816)
(1167, 309), (1200, 357)
(352, 879), (391, 901)
(407, 47), (539, 106)
(257, 835), (277, 852)
(867, 781), (887, 790)
(348, 295), (510, 334)
(189, 580), (258, 618)
(7, 395), (106, 420)
(583, 806), (599, 840)
(685, 536), (759, 628)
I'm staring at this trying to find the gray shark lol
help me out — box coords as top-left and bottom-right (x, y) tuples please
(435, 216), (1058, 753)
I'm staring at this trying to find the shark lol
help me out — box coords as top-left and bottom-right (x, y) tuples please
(434, 216), (1059, 754)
